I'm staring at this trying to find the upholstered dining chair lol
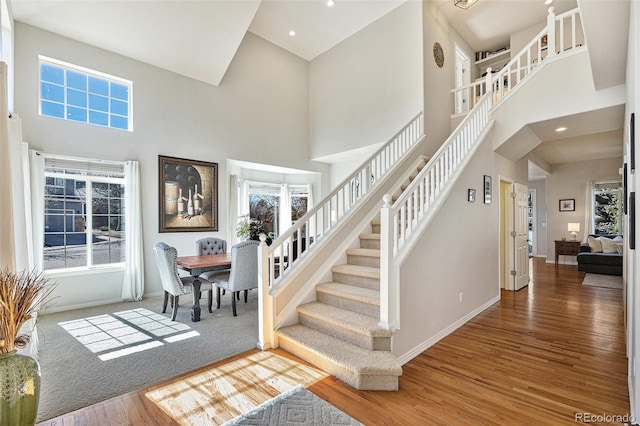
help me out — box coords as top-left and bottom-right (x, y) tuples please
(196, 237), (227, 256)
(206, 240), (259, 316)
(154, 242), (213, 321)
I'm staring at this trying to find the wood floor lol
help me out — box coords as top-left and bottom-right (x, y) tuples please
(38, 258), (629, 425)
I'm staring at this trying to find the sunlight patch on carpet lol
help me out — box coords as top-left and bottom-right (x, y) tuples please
(59, 308), (200, 360)
(145, 351), (328, 425)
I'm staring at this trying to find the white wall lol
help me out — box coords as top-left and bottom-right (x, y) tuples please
(423, 0), (476, 153)
(394, 130), (516, 360)
(309, 1), (423, 161)
(14, 23), (329, 309)
(626, 0), (639, 417)
(544, 157), (622, 264)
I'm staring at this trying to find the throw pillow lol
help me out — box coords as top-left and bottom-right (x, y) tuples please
(600, 237), (618, 254)
(614, 236), (624, 254)
(587, 235), (602, 253)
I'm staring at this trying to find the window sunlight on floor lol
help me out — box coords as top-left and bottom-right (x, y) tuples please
(58, 308), (200, 361)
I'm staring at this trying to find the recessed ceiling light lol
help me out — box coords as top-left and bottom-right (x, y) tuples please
(327, 0), (335, 6)
(289, 30), (296, 36)
(544, 0), (553, 4)
(555, 126), (567, 132)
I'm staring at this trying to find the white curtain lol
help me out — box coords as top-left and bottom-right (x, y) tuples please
(239, 179), (250, 217)
(0, 61), (16, 271)
(583, 181), (594, 242)
(229, 175), (240, 244)
(30, 150), (45, 273)
(122, 160), (144, 301)
(279, 184), (292, 236)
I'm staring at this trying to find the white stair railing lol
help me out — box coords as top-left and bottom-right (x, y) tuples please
(379, 7), (585, 331)
(258, 112), (424, 349)
(379, 91), (492, 330)
(452, 7), (584, 115)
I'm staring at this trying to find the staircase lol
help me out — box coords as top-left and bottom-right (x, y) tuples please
(276, 156), (429, 390)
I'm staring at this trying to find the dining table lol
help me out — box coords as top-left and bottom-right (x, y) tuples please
(176, 253), (232, 322)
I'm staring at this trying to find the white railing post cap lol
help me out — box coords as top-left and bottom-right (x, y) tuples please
(383, 194), (393, 207)
(259, 233), (267, 244)
(548, 6), (554, 14)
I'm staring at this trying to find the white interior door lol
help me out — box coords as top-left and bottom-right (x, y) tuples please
(454, 46), (470, 114)
(514, 183), (529, 290)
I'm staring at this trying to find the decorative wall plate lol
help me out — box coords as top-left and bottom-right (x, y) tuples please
(433, 42), (444, 68)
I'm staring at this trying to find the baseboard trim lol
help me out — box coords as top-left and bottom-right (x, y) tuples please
(397, 294), (501, 365)
(44, 297), (125, 314)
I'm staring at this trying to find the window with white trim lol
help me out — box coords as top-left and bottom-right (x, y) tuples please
(39, 56), (132, 131)
(592, 181), (623, 235)
(247, 182), (311, 239)
(44, 157), (125, 270)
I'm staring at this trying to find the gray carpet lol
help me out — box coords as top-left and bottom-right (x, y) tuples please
(35, 291), (258, 422)
(582, 273), (623, 289)
(222, 385), (362, 426)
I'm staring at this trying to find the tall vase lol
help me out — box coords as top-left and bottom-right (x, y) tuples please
(0, 350), (41, 426)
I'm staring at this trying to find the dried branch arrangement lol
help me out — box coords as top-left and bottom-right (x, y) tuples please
(0, 269), (55, 354)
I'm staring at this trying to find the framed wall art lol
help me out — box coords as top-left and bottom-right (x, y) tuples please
(468, 188), (476, 203)
(631, 112), (635, 173)
(159, 155), (218, 233)
(483, 175), (492, 204)
(559, 198), (575, 212)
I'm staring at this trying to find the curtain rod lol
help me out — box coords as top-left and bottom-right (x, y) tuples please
(34, 151), (126, 166)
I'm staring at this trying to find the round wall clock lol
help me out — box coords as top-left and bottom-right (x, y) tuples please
(433, 42), (444, 68)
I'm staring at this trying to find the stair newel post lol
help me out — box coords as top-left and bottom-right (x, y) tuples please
(379, 194), (397, 331)
(257, 233), (274, 350)
(547, 7), (556, 57)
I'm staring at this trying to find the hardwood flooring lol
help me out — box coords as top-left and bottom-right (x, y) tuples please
(38, 258), (629, 425)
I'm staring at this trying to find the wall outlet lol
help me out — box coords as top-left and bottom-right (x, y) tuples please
(459, 292), (463, 303)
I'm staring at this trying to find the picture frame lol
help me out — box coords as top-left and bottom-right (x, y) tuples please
(631, 112), (635, 174)
(630, 192), (636, 250)
(559, 198), (575, 212)
(159, 155), (218, 233)
(483, 175), (492, 204)
(624, 162), (628, 215)
(468, 188), (476, 203)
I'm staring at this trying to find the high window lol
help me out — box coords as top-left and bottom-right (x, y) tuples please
(593, 182), (623, 235)
(44, 157), (125, 270)
(39, 56), (132, 131)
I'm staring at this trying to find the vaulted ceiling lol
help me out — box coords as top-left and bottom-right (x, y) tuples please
(8, 0), (630, 170)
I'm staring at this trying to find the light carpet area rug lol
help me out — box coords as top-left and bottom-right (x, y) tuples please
(223, 385), (362, 426)
(582, 273), (623, 289)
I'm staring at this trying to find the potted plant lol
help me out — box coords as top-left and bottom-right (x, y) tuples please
(0, 269), (55, 426)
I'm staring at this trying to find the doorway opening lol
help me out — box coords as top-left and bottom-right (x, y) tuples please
(454, 44), (470, 115)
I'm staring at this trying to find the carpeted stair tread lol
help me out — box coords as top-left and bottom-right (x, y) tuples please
(277, 324), (402, 376)
(359, 233), (380, 240)
(346, 248), (380, 258)
(315, 283), (380, 306)
(297, 302), (392, 338)
(332, 264), (379, 279)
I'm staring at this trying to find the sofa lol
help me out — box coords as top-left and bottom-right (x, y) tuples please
(577, 234), (623, 276)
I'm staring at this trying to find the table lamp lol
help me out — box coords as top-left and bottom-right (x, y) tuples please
(568, 223), (580, 240)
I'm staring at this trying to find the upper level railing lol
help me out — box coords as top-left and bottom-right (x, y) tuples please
(452, 7), (584, 115)
(260, 112), (424, 289)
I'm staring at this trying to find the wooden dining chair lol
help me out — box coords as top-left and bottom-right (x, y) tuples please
(206, 240), (259, 316)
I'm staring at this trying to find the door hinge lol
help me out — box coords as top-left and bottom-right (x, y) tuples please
(510, 192), (516, 198)
(510, 231), (517, 237)
(510, 270), (517, 276)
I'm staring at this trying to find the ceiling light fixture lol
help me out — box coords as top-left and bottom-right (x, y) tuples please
(327, 0), (335, 6)
(544, 0), (553, 5)
(289, 30), (296, 36)
(454, 0), (478, 10)
(555, 126), (567, 132)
